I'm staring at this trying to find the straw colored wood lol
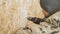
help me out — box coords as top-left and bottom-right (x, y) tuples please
(0, 0), (60, 34)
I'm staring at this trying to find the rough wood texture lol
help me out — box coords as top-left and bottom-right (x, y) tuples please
(0, 0), (60, 34)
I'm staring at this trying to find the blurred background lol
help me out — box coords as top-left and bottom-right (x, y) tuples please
(0, 0), (60, 34)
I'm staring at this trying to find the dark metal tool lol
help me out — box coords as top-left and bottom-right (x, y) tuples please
(27, 0), (60, 24)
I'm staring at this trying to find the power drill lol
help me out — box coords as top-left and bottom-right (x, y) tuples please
(27, 0), (60, 24)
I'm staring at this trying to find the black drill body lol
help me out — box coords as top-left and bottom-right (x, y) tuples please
(40, 0), (60, 18)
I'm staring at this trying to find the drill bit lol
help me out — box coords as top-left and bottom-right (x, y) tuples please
(27, 17), (45, 24)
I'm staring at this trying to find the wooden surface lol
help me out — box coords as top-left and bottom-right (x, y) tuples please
(0, 0), (60, 34)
